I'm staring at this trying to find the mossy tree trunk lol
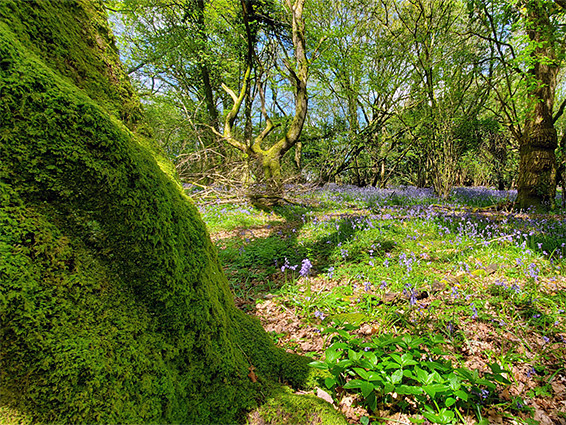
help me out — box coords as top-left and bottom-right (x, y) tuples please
(0, 1), (316, 423)
(516, 1), (562, 211)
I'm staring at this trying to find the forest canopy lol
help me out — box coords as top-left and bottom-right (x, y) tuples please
(111, 0), (566, 210)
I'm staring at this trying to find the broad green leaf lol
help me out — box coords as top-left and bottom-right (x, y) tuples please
(438, 409), (455, 424)
(396, 385), (423, 395)
(360, 380), (374, 398)
(308, 360), (328, 370)
(367, 391), (377, 411)
(383, 382), (395, 394)
(354, 367), (369, 380)
(401, 353), (418, 366)
(343, 379), (363, 389)
(489, 362), (505, 374)
(445, 397), (457, 407)
(363, 351), (377, 365)
(447, 373), (461, 391)
(390, 353), (402, 366)
(403, 369), (415, 379)
(422, 411), (440, 423)
(415, 367), (430, 384)
(325, 377), (337, 389)
(455, 390), (469, 401)
(367, 371), (384, 382)
(325, 349), (340, 364)
(391, 369), (404, 384)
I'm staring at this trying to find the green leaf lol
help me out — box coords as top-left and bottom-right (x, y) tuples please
(422, 411), (440, 423)
(415, 367), (430, 384)
(360, 380), (374, 398)
(367, 391), (377, 411)
(363, 350), (377, 365)
(403, 369), (415, 379)
(383, 382), (395, 394)
(390, 353), (402, 366)
(360, 416), (370, 425)
(325, 349), (341, 364)
(401, 353), (417, 366)
(438, 409), (455, 424)
(343, 379), (363, 389)
(391, 369), (404, 384)
(447, 373), (461, 391)
(492, 374), (512, 385)
(325, 377), (337, 389)
(455, 390), (469, 401)
(354, 367), (369, 380)
(308, 360), (328, 370)
(396, 385), (423, 395)
(348, 349), (362, 361)
(489, 362), (505, 374)
(445, 397), (457, 407)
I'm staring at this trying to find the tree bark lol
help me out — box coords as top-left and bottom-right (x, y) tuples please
(516, 1), (559, 210)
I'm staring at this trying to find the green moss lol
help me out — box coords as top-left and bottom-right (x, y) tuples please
(0, 1), (337, 424)
(247, 387), (348, 425)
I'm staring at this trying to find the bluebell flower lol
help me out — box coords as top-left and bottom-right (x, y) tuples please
(300, 258), (312, 277)
(471, 303), (478, 319)
(327, 266), (335, 278)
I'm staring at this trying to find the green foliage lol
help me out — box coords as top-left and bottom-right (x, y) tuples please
(310, 323), (511, 424)
(248, 386), (347, 425)
(0, 1), (313, 423)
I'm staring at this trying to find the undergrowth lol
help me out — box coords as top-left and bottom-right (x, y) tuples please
(200, 185), (566, 424)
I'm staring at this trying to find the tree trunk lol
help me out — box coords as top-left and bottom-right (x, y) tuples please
(517, 127), (558, 209)
(0, 2), (330, 423)
(516, 2), (559, 210)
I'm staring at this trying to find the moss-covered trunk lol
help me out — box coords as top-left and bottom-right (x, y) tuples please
(0, 1), (315, 423)
(516, 2), (559, 211)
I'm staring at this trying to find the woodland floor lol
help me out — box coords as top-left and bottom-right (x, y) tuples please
(200, 186), (566, 425)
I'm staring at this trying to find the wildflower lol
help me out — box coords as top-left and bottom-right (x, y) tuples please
(471, 303), (478, 319)
(300, 258), (312, 277)
(542, 336), (550, 344)
(314, 310), (325, 320)
(327, 266), (335, 278)
(527, 263), (539, 281)
(380, 281), (387, 289)
(452, 286), (459, 299)
(526, 367), (536, 378)
(364, 282), (371, 292)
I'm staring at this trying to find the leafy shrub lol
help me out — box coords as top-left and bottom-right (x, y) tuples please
(310, 323), (511, 424)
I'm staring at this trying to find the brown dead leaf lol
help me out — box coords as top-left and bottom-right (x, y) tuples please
(533, 404), (554, 425)
(486, 410), (504, 424)
(552, 381), (566, 396)
(248, 366), (257, 383)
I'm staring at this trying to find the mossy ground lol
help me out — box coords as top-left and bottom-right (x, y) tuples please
(0, 1), (340, 423)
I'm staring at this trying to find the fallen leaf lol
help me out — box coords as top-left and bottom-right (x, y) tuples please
(316, 388), (334, 405)
(248, 366), (257, 383)
(552, 381), (566, 395)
